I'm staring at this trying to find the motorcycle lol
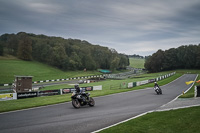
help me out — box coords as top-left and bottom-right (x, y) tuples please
(154, 86), (162, 95)
(71, 90), (95, 109)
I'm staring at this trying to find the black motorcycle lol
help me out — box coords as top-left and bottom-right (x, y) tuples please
(154, 86), (162, 95)
(71, 91), (95, 109)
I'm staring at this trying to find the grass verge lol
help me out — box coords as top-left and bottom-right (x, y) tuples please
(99, 106), (200, 133)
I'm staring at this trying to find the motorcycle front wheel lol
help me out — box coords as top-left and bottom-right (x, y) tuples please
(72, 99), (81, 109)
(88, 97), (95, 107)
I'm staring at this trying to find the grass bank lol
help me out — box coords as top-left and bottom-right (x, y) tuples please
(129, 57), (145, 68)
(99, 106), (200, 133)
(0, 59), (101, 84)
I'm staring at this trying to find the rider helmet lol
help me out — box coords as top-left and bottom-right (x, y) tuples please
(74, 84), (79, 89)
(74, 84), (80, 93)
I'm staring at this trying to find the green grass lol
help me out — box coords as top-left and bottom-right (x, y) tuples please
(100, 106), (200, 133)
(0, 94), (72, 113)
(129, 57), (145, 68)
(0, 71), (181, 113)
(0, 58), (101, 84)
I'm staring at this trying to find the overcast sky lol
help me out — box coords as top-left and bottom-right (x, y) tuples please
(0, 0), (200, 56)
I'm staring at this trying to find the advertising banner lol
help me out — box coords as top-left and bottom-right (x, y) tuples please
(136, 81), (141, 86)
(133, 82), (136, 87)
(93, 85), (102, 90)
(0, 93), (14, 100)
(62, 88), (74, 94)
(62, 86), (93, 94)
(148, 79), (156, 83)
(128, 82), (133, 88)
(17, 92), (38, 99)
(85, 86), (93, 91)
(38, 90), (60, 96)
(141, 80), (148, 85)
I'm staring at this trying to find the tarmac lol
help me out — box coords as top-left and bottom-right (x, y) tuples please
(155, 97), (200, 112)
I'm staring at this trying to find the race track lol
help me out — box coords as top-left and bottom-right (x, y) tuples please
(0, 74), (197, 133)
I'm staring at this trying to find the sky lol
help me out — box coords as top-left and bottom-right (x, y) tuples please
(0, 0), (200, 56)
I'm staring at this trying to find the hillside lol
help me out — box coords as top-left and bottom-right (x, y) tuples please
(129, 57), (145, 68)
(0, 57), (101, 84)
(0, 32), (129, 71)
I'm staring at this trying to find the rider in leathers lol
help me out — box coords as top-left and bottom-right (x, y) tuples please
(74, 84), (89, 101)
(154, 82), (160, 88)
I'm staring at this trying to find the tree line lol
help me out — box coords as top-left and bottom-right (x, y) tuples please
(0, 32), (129, 71)
(144, 44), (200, 72)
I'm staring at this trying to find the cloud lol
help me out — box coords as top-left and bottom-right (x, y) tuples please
(0, 0), (200, 56)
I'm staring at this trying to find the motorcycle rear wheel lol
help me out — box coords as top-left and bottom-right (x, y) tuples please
(72, 99), (81, 109)
(159, 89), (162, 94)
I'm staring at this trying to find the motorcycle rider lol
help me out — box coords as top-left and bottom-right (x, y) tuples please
(154, 81), (162, 94)
(74, 84), (89, 101)
(154, 82), (159, 88)
(74, 84), (81, 93)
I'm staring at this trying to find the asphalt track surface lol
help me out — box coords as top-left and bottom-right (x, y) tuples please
(0, 74), (197, 133)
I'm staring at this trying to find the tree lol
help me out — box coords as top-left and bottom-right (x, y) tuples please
(118, 54), (129, 69)
(17, 33), (32, 61)
(195, 44), (200, 68)
(144, 50), (164, 72)
(145, 44), (200, 72)
(0, 42), (3, 56)
(163, 48), (177, 70)
(110, 56), (120, 70)
(0, 32), (130, 71)
(69, 52), (82, 70)
(144, 56), (152, 72)
(50, 44), (69, 70)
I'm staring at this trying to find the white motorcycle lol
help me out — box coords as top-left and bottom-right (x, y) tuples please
(154, 86), (162, 95)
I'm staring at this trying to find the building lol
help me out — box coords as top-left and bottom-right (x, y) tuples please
(13, 76), (33, 92)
